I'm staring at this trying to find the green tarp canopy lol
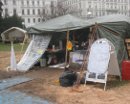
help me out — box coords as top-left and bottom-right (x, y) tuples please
(28, 14), (130, 68)
(28, 14), (89, 33)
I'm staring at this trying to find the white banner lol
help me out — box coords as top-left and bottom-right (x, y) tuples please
(17, 35), (52, 71)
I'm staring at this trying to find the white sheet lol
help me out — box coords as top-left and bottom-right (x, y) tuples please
(17, 35), (52, 71)
(10, 42), (17, 71)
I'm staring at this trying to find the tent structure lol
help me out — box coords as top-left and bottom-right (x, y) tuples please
(1, 27), (28, 54)
(1, 27), (28, 71)
(27, 14), (90, 68)
(14, 14), (130, 73)
(1, 27), (28, 42)
(28, 14), (130, 68)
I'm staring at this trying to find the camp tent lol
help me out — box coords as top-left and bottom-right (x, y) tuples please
(16, 14), (130, 72)
(17, 15), (89, 71)
(27, 14), (90, 68)
(1, 27), (28, 42)
(1, 27), (28, 54)
(28, 14), (130, 67)
(1, 27), (28, 71)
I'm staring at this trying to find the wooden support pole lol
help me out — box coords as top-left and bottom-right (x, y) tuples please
(65, 30), (69, 67)
(20, 33), (28, 56)
(74, 23), (99, 86)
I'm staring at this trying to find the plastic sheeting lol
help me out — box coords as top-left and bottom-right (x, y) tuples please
(17, 35), (52, 71)
(0, 90), (52, 104)
(28, 14), (88, 33)
(0, 76), (32, 91)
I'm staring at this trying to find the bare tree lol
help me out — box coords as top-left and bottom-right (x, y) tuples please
(39, 1), (82, 22)
(52, 1), (82, 18)
(55, 1), (68, 16)
(39, 7), (50, 21)
(39, 1), (67, 21)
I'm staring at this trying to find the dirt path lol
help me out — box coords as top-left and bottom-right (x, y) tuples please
(11, 68), (130, 104)
(0, 52), (130, 104)
(0, 51), (24, 80)
(0, 51), (22, 71)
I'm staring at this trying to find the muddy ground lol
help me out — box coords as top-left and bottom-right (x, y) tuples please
(0, 51), (130, 104)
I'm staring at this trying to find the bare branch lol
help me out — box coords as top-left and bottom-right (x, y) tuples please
(39, 1), (82, 22)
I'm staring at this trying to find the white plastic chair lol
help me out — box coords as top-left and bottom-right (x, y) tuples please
(84, 38), (111, 90)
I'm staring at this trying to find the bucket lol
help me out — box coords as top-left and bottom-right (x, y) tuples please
(122, 60), (130, 80)
(40, 59), (46, 67)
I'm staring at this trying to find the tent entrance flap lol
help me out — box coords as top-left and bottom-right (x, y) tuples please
(17, 34), (52, 71)
(107, 39), (121, 77)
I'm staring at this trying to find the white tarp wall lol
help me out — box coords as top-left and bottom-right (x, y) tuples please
(17, 34), (52, 71)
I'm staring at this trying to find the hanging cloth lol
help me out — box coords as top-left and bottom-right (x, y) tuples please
(67, 41), (73, 51)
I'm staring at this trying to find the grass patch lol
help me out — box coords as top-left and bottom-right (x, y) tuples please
(0, 42), (28, 51)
